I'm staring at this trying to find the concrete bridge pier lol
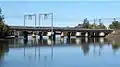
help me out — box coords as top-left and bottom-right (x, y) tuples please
(71, 32), (76, 36)
(82, 32), (86, 37)
(67, 32), (71, 39)
(87, 32), (90, 37)
(52, 31), (56, 41)
(47, 32), (56, 40)
(47, 32), (52, 39)
(94, 32), (99, 37)
(42, 32), (47, 36)
(99, 32), (105, 37)
(85, 32), (88, 37)
(89, 32), (95, 37)
(38, 32), (43, 40)
(61, 32), (64, 38)
(23, 31), (28, 40)
(76, 32), (81, 37)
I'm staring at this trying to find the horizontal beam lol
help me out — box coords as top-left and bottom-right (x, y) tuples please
(9, 26), (114, 32)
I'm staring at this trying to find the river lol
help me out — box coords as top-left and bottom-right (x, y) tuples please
(0, 36), (120, 67)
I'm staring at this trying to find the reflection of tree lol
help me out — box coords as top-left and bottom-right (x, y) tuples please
(112, 43), (120, 51)
(0, 8), (9, 38)
(81, 43), (89, 55)
(70, 38), (76, 44)
(0, 40), (9, 62)
(112, 43), (120, 56)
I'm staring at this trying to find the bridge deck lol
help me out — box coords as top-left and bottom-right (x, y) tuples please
(9, 26), (114, 32)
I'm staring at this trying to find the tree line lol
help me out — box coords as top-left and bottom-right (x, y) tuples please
(76, 18), (120, 29)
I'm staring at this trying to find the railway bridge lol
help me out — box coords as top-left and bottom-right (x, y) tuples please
(8, 26), (114, 40)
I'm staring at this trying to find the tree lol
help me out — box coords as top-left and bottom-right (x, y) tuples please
(109, 20), (120, 29)
(0, 8), (9, 38)
(98, 22), (106, 29)
(83, 18), (89, 28)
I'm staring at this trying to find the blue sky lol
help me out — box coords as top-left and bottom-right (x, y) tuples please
(0, 1), (120, 27)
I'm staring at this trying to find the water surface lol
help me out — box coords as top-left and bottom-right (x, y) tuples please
(0, 37), (120, 67)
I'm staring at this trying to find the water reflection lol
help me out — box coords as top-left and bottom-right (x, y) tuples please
(7, 37), (112, 56)
(7, 37), (110, 47)
(1, 37), (120, 67)
(0, 40), (9, 64)
(8, 37), (108, 46)
(112, 42), (120, 51)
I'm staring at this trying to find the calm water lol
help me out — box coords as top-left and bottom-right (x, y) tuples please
(0, 36), (120, 67)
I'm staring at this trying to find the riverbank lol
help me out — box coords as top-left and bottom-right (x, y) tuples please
(105, 30), (120, 44)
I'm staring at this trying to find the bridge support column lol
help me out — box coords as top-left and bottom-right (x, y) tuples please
(71, 32), (76, 36)
(93, 32), (96, 37)
(53, 32), (56, 41)
(94, 32), (99, 37)
(76, 32), (81, 37)
(38, 32), (43, 40)
(85, 32), (88, 37)
(67, 32), (71, 39)
(90, 32), (95, 37)
(61, 32), (64, 38)
(32, 32), (36, 38)
(81, 32), (86, 37)
(99, 32), (105, 37)
(23, 31), (28, 40)
(47, 32), (52, 39)
(47, 32), (56, 40)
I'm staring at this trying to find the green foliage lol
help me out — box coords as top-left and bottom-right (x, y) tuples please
(97, 22), (106, 29)
(112, 43), (120, 50)
(83, 18), (90, 28)
(0, 8), (9, 37)
(109, 21), (120, 29)
(82, 18), (107, 29)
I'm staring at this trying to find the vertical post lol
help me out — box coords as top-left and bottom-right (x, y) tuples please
(34, 14), (37, 36)
(51, 13), (54, 60)
(24, 15), (26, 27)
(38, 14), (41, 60)
(23, 15), (26, 58)
(51, 13), (54, 40)
(23, 15), (26, 39)
(39, 14), (41, 29)
(35, 14), (37, 29)
(38, 14), (43, 40)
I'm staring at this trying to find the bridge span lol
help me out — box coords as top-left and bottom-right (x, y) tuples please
(8, 26), (114, 39)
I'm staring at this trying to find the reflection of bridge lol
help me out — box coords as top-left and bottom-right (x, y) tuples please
(8, 38), (109, 48)
(7, 38), (111, 56)
(9, 26), (114, 39)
